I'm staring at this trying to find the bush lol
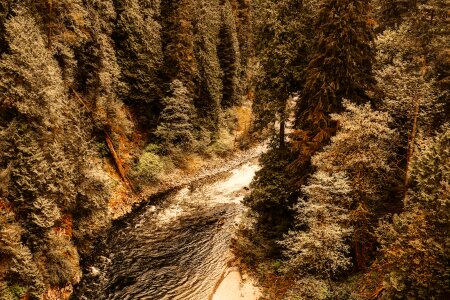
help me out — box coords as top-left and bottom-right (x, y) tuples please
(134, 152), (164, 182)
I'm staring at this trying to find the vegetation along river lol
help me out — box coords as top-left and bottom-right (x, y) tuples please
(72, 161), (260, 300)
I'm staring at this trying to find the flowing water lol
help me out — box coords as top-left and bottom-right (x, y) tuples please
(73, 161), (259, 300)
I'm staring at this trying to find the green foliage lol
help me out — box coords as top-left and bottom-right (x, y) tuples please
(204, 128), (234, 157)
(242, 145), (299, 259)
(194, 0), (223, 132)
(155, 80), (196, 150)
(251, 0), (314, 132)
(75, 0), (133, 136)
(374, 126), (450, 299)
(8, 284), (26, 300)
(134, 152), (164, 182)
(113, 0), (163, 108)
(0, 4), (110, 297)
(161, 0), (199, 94)
(218, 1), (241, 108)
(296, 0), (375, 129)
(38, 232), (80, 287)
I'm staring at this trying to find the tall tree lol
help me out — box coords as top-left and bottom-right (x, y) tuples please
(218, 0), (241, 108)
(113, 0), (163, 128)
(251, 0), (315, 145)
(161, 0), (199, 95)
(292, 0), (376, 185)
(376, 126), (450, 299)
(76, 0), (132, 136)
(155, 80), (196, 150)
(194, 0), (223, 134)
(0, 5), (110, 296)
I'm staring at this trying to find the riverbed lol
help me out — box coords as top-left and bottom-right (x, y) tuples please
(72, 161), (261, 300)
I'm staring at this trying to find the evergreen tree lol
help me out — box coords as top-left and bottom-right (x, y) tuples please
(155, 80), (196, 150)
(296, 0), (375, 128)
(376, 126), (450, 299)
(161, 0), (199, 95)
(218, 0), (241, 108)
(194, 0), (223, 133)
(113, 0), (163, 128)
(251, 0), (315, 143)
(292, 0), (376, 186)
(281, 171), (353, 279)
(284, 101), (396, 276)
(75, 0), (132, 136)
(241, 146), (300, 260)
(0, 6), (110, 296)
(311, 101), (397, 269)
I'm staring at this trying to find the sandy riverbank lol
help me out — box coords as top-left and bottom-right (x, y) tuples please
(212, 266), (261, 300)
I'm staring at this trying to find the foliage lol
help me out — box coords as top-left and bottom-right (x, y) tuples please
(0, 4), (110, 296)
(113, 0), (163, 128)
(295, 0), (376, 129)
(241, 145), (300, 259)
(251, 0), (315, 132)
(155, 80), (196, 151)
(281, 171), (353, 279)
(376, 126), (450, 299)
(133, 152), (164, 182)
(218, 0), (241, 108)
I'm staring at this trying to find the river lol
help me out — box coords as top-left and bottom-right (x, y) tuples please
(72, 160), (260, 300)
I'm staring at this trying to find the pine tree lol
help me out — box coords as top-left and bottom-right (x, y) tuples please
(241, 146), (300, 259)
(296, 101), (397, 270)
(161, 0), (198, 95)
(291, 0), (376, 189)
(218, 0), (241, 108)
(155, 80), (196, 150)
(113, 0), (163, 128)
(76, 0), (133, 136)
(251, 0), (314, 142)
(194, 0), (223, 133)
(376, 126), (450, 299)
(0, 6), (111, 297)
(281, 171), (353, 279)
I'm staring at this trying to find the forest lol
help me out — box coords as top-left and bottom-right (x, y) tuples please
(0, 0), (448, 299)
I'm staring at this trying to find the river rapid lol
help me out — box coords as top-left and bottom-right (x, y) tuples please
(72, 161), (260, 300)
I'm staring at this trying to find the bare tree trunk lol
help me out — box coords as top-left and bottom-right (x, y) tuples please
(104, 132), (135, 192)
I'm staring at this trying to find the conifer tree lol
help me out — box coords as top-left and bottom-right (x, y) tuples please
(251, 0), (314, 142)
(286, 101), (397, 273)
(218, 0), (241, 108)
(0, 6), (110, 296)
(77, 0), (132, 136)
(113, 0), (163, 128)
(296, 0), (375, 128)
(281, 171), (353, 279)
(241, 146), (300, 259)
(194, 0), (223, 133)
(376, 126), (450, 298)
(155, 80), (196, 150)
(161, 0), (198, 95)
(292, 0), (376, 186)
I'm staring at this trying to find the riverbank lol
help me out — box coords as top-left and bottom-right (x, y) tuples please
(211, 253), (262, 300)
(109, 143), (267, 219)
(73, 159), (264, 300)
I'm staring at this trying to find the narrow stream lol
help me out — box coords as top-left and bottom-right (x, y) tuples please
(72, 161), (259, 300)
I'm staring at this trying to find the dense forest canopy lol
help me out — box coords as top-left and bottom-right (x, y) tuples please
(238, 0), (449, 299)
(0, 0), (252, 298)
(0, 0), (448, 299)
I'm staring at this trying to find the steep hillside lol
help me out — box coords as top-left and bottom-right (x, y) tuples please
(0, 1), (254, 299)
